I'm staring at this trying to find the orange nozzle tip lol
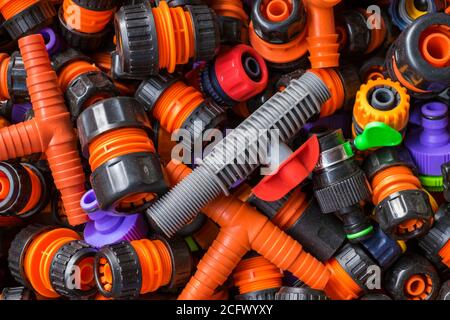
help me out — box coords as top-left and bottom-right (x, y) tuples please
(266, 0), (290, 22)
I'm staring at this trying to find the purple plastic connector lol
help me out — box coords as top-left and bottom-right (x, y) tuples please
(11, 103), (32, 123)
(81, 189), (149, 248)
(405, 102), (450, 176)
(39, 27), (61, 56)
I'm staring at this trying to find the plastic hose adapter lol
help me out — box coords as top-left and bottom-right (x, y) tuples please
(200, 44), (268, 106)
(384, 253), (440, 300)
(405, 102), (450, 188)
(7, 224), (96, 298)
(305, 0), (341, 68)
(0, 161), (49, 218)
(389, 0), (446, 30)
(251, 0), (306, 44)
(77, 97), (168, 210)
(59, 0), (115, 52)
(114, 1), (219, 78)
(0, 34), (88, 226)
(324, 243), (378, 300)
(385, 13), (450, 96)
(81, 189), (149, 248)
(0, 287), (36, 300)
(248, 188), (346, 262)
(275, 286), (328, 300)
(353, 78), (410, 137)
(94, 237), (194, 299)
(209, 0), (249, 44)
(0, 0), (56, 40)
(146, 71), (330, 238)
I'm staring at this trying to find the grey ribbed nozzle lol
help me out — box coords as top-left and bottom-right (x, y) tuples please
(146, 72), (330, 237)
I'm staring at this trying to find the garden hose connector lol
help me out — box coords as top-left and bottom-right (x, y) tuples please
(385, 13), (450, 96)
(7, 224), (97, 299)
(114, 1), (220, 79)
(94, 236), (194, 299)
(275, 286), (329, 300)
(165, 160), (331, 299)
(0, 51), (28, 102)
(305, 0), (341, 68)
(135, 73), (226, 147)
(418, 205), (450, 269)
(81, 189), (149, 248)
(359, 56), (386, 83)
(0, 287), (36, 300)
(389, 0), (446, 30)
(0, 34), (88, 226)
(248, 187), (346, 262)
(145, 71), (329, 238)
(353, 78), (410, 137)
(59, 0), (115, 52)
(324, 243), (378, 300)
(233, 253), (283, 300)
(336, 8), (387, 56)
(0, 161), (49, 218)
(360, 225), (405, 269)
(53, 48), (119, 121)
(405, 102), (450, 192)
(249, 0), (308, 69)
(438, 280), (450, 300)
(200, 44), (269, 107)
(77, 96), (168, 211)
(312, 129), (374, 242)
(0, 0), (56, 40)
(207, 0), (249, 44)
(384, 253), (440, 300)
(363, 147), (434, 240)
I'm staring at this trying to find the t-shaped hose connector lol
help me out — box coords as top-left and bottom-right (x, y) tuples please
(0, 34), (88, 226)
(146, 71), (330, 238)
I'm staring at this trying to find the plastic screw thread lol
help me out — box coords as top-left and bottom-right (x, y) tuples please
(147, 72), (329, 237)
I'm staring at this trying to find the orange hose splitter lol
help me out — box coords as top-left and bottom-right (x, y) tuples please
(0, 34), (88, 226)
(164, 160), (330, 300)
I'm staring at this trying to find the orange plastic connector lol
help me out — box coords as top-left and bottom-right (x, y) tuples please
(152, 1), (195, 73)
(0, 0), (38, 20)
(305, 0), (341, 68)
(23, 228), (81, 298)
(58, 59), (99, 92)
(233, 255), (283, 294)
(439, 240), (450, 267)
(208, 0), (248, 24)
(404, 274), (434, 300)
(420, 31), (450, 68)
(0, 34), (88, 226)
(62, 0), (114, 33)
(353, 78), (410, 137)
(164, 160), (330, 300)
(309, 68), (345, 117)
(0, 53), (10, 100)
(153, 81), (204, 133)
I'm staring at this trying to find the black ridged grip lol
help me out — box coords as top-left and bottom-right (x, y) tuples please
(235, 288), (278, 300)
(50, 240), (98, 298)
(274, 287), (329, 300)
(94, 241), (142, 299)
(1, 287), (36, 300)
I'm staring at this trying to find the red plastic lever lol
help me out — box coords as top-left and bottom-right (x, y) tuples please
(252, 135), (320, 201)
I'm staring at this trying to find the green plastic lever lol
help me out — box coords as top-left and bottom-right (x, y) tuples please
(354, 122), (402, 151)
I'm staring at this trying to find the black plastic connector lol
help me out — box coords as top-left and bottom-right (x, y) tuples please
(52, 48), (94, 74)
(385, 13), (450, 97)
(437, 280), (450, 300)
(65, 71), (119, 121)
(274, 286), (328, 300)
(359, 292), (392, 300)
(135, 73), (181, 112)
(217, 16), (246, 44)
(251, 0), (306, 44)
(77, 97), (168, 210)
(0, 162), (50, 218)
(71, 0), (116, 10)
(2, 0), (56, 41)
(235, 288), (278, 300)
(6, 52), (28, 102)
(336, 10), (370, 56)
(384, 253), (440, 300)
(50, 240), (98, 298)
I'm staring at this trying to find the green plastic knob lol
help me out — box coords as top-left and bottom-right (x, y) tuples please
(354, 122), (402, 151)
